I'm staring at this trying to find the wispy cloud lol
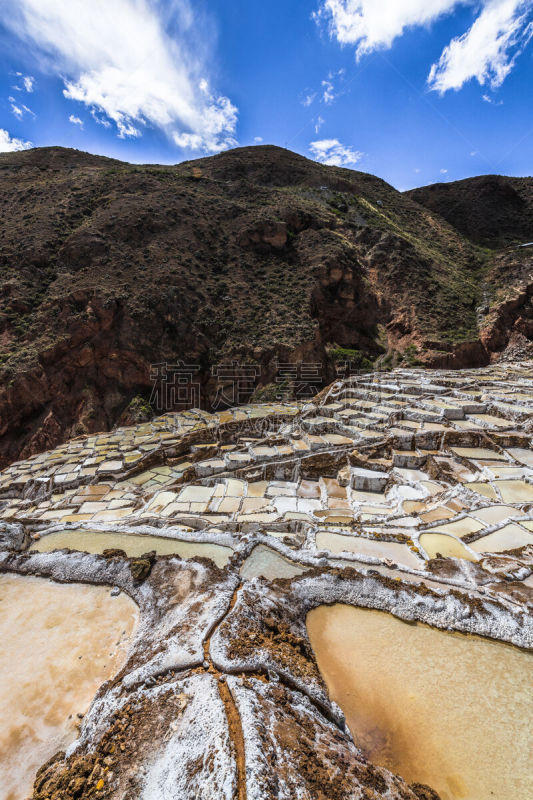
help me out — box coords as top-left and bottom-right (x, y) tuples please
(91, 109), (111, 128)
(2, 0), (238, 153)
(322, 79), (336, 104)
(315, 0), (533, 93)
(301, 91), (317, 107)
(302, 68), (345, 113)
(428, 0), (533, 93)
(315, 115), (325, 133)
(309, 137), (363, 166)
(8, 96), (35, 119)
(322, 68), (346, 104)
(9, 97), (23, 119)
(13, 72), (34, 92)
(0, 128), (32, 151)
(69, 114), (84, 128)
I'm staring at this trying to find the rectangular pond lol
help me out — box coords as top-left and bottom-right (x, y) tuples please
(31, 530), (233, 568)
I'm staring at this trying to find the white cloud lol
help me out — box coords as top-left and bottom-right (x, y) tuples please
(302, 69), (345, 110)
(2, 0), (238, 152)
(0, 128), (32, 151)
(314, 0), (461, 57)
(482, 92), (504, 103)
(315, 0), (533, 93)
(301, 92), (316, 107)
(315, 115), (325, 133)
(91, 109), (111, 128)
(322, 68), (346, 104)
(309, 138), (363, 167)
(253, 136), (263, 143)
(440, 168), (448, 173)
(428, 0), (533, 93)
(13, 72), (34, 92)
(322, 79), (336, 104)
(9, 96), (34, 119)
(69, 114), (84, 128)
(9, 98), (23, 119)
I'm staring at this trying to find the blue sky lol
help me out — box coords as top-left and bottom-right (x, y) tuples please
(0, 0), (532, 189)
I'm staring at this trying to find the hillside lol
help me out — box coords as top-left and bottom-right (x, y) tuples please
(0, 144), (531, 465)
(406, 174), (533, 247)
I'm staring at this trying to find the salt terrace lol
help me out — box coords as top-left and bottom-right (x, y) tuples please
(2, 363), (533, 566)
(0, 362), (532, 799)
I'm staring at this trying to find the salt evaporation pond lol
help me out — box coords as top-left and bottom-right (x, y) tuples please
(316, 531), (422, 569)
(469, 524), (533, 554)
(0, 574), (138, 800)
(307, 604), (532, 800)
(469, 505), (524, 524)
(31, 530), (233, 568)
(419, 532), (478, 561)
(240, 544), (308, 580)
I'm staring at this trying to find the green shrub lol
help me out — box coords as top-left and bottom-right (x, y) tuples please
(329, 346), (373, 371)
(402, 344), (423, 367)
(127, 394), (153, 420)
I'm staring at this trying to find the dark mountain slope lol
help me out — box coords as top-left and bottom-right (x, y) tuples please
(406, 174), (533, 247)
(0, 145), (530, 465)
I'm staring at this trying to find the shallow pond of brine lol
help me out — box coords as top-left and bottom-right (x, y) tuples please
(0, 574), (139, 800)
(419, 532), (478, 561)
(31, 530), (233, 568)
(316, 531), (422, 569)
(240, 544), (308, 580)
(307, 604), (532, 800)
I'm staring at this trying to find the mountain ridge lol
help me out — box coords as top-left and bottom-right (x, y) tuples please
(406, 173), (533, 247)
